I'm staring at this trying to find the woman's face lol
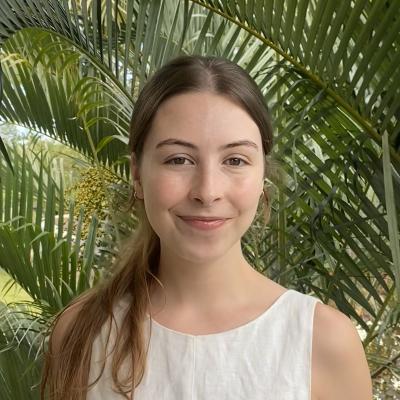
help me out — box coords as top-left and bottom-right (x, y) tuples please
(131, 91), (265, 263)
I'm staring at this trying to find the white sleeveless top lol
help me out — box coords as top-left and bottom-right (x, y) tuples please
(87, 289), (322, 400)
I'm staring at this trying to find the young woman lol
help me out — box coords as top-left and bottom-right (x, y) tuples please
(41, 55), (373, 400)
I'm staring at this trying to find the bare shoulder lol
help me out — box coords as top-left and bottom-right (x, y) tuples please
(50, 297), (87, 354)
(312, 302), (373, 400)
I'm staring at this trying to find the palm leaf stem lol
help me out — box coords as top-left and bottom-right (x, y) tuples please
(363, 284), (395, 347)
(371, 351), (400, 379)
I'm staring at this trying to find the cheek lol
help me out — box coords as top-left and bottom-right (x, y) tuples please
(235, 177), (262, 203)
(144, 173), (187, 207)
(142, 174), (190, 238)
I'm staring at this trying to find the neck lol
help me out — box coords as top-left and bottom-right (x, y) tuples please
(149, 242), (260, 313)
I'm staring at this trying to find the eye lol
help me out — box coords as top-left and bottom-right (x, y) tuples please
(225, 157), (248, 167)
(164, 156), (249, 166)
(164, 157), (193, 165)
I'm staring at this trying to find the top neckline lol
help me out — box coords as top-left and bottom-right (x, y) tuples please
(146, 289), (294, 338)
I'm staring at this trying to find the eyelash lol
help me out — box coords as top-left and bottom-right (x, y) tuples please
(165, 156), (249, 167)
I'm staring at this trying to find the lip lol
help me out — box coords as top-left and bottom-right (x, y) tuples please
(179, 215), (229, 221)
(177, 216), (228, 231)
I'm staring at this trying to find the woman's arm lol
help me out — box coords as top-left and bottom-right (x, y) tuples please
(313, 302), (373, 400)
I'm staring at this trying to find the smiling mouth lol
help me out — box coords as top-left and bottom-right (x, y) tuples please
(177, 216), (228, 231)
(178, 214), (231, 221)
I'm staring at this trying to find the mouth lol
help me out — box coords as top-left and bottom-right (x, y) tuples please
(177, 216), (229, 231)
(178, 216), (229, 221)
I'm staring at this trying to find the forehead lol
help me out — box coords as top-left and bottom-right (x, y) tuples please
(144, 91), (261, 150)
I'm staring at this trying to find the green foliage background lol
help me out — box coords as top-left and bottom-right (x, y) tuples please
(0, 1), (399, 398)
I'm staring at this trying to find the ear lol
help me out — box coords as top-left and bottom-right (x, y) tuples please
(130, 153), (144, 198)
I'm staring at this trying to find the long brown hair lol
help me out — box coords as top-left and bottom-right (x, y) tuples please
(41, 54), (274, 399)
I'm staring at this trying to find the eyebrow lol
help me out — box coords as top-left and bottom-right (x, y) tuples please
(155, 138), (259, 151)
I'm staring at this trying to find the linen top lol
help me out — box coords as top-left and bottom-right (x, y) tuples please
(87, 289), (322, 400)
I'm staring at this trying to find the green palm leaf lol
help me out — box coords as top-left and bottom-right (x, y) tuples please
(0, 303), (42, 400)
(0, 142), (102, 309)
(0, 0), (398, 391)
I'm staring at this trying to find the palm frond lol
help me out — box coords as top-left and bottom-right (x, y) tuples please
(0, 0), (399, 388)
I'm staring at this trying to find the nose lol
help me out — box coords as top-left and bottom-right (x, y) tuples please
(189, 165), (224, 206)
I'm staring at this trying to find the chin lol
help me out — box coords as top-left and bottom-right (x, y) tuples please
(176, 240), (238, 263)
